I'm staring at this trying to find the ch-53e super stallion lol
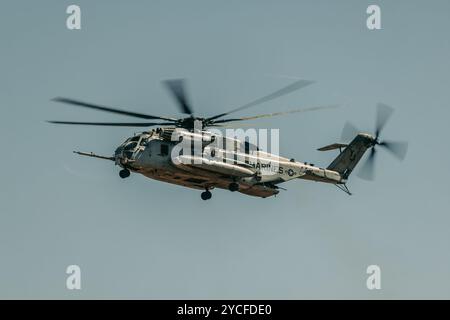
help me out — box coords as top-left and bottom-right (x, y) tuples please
(48, 79), (408, 200)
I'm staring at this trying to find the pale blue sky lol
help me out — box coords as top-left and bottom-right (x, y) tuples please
(1, 0), (450, 299)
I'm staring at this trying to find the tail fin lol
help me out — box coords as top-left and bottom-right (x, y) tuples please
(323, 134), (373, 180)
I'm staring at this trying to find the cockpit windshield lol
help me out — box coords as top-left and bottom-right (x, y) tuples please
(116, 134), (150, 160)
(124, 142), (137, 150)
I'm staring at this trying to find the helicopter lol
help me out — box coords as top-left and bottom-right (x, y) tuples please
(48, 79), (408, 200)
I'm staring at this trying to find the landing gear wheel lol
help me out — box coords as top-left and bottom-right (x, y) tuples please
(119, 169), (130, 179)
(228, 182), (239, 192)
(201, 190), (212, 200)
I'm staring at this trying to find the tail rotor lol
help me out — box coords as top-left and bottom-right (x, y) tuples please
(342, 103), (408, 181)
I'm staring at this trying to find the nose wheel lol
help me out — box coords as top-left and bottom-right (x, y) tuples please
(119, 169), (130, 179)
(201, 190), (212, 200)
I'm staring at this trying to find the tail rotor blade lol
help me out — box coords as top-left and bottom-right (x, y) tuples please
(375, 103), (394, 137)
(379, 140), (408, 161)
(341, 122), (359, 142)
(357, 147), (376, 181)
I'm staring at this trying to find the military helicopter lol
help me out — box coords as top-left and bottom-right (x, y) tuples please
(48, 79), (408, 200)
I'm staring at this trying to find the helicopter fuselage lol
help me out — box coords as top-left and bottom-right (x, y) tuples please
(113, 127), (344, 198)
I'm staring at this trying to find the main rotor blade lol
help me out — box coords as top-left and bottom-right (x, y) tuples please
(211, 105), (339, 124)
(207, 79), (315, 122)
(379, 140), (408, 161)
(52, 97), (177, 121)
(163, 79), (193, 115)
(357, 147), (376, 181)
(341, 122), (360, 142)
(375, 103), (394, 138)
(47, 121), (175, 127)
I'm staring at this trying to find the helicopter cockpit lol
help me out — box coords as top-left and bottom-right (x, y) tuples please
(115, 134), (150, 161)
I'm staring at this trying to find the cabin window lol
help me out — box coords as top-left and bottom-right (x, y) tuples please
(210, 149), (215, 158)
(244, 141), (250, 155)
(160, 144), (169, 156)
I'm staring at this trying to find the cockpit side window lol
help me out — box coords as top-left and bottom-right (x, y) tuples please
(140, 138), (147, 146)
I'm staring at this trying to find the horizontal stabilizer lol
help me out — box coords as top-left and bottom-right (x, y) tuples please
(317, 143), (348, 152)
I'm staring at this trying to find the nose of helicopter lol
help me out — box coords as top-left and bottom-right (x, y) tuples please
(114, 146), (121, 155)
(114, 146), (124, 164)
(114, 141), (138, 164)
(114, 145), (123, 157)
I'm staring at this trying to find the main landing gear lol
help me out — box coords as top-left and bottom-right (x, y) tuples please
(119, 169), (130, 179)
(201, 190), (212, 201)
